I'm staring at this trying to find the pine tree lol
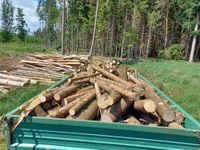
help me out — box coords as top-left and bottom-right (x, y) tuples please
(16, 8), (28, 42)
(1, 0), (14, 43)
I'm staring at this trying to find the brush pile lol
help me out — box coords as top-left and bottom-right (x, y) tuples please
(14, 61), (184, 130)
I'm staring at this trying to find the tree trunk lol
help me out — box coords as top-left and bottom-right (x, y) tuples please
(89, 0), (99, 57)
(189, 12), (200, 62)
(120, 9), (128, 60)
(61, 0), (66, 55)
(164, 9), (169, 48)
(146, 26), (152, 58)
(109, 6), (116, 57)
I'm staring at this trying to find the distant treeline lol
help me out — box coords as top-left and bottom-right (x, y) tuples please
(1, 0), (200, 61)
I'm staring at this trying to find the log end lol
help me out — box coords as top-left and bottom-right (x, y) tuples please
(69, 109), (76, 116)
(161, 109), (176, 123)
(144, 100), (156, 113)
(168, 122), (184, 129)
(40, 96), (47, 103)
(100, 113), (113, 123)
(125, 116), (141, 125)
(54, 94), (61, 101)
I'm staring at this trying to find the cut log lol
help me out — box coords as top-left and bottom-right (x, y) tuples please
(76, 100), (98, 120)
(133, 99), (156, 113)
(54, 84), (80, 101)
(97, 93), (111, 109)
(63, 89), (94, 103)
(94, 78), (138, 100)
(117, 67), (128, 80)
(96, 76), (129, 89)
(105, 91), (121, 106)
(101, 97), (134, 122)
(92, 65), (135, 88)
(0, 85), (16, 89)
(40, 87), (60, 102)
(127, 72), (141, 85)
(168, 122), (183, 128)
(90, 79), (113, 92)
(175, 111), (185, 124)
(69, 90), (96, 115)
(156, 102), (176, 123)
(48, 98), (81, 118)
(124, 116), (141, 125)
(0, 79), (28, 87)
(94, 82), (101, 98)
(108, 83), (138, 99)
(76, 85), (94, 94)
(0, 73), (30, 82)
(70, 73), (100, 83)
(34, 105), (47, 116)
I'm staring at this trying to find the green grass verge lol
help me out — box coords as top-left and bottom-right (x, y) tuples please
(125, 59), (200, 121)
(0, 84), (49, 116)
(0, 43), (56, 57)
(0, 84), (49, 150)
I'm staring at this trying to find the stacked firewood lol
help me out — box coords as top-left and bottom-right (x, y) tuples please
(12, 63), (184, 131)
(8, 54), (88, 84)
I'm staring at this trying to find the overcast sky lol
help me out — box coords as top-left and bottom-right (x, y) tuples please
(0, 0), (40, 33)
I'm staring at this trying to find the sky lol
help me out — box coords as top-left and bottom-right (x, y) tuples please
(0, 0), (40, 33)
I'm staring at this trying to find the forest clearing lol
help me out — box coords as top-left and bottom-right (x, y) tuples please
(0, 0), (200, 149)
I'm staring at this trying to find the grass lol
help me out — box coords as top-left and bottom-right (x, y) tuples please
(0, 42), (56, 57)
(0, 84), (49, 150)
(0, 84), (49, 116)
(125, 59), (200, 121)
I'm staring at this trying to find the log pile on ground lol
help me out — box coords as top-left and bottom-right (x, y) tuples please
(11, 62), (185, 131)
(0, 72), (32, 95)
(4, 54), (88, 84)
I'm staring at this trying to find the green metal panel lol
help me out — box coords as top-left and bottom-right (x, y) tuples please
(4, 73), (200, 150)
(9, 117), (200, 150)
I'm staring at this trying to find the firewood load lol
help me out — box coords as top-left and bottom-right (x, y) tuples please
(11, 62), (185, 131)
(8, 54), (89, 84)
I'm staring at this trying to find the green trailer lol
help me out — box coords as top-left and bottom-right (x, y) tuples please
(3, 75), (200, 150)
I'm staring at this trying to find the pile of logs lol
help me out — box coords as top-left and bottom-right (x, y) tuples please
(0, 73), (33, 95)
(12, 63), (184, 131)
(9, 54), (88, 84)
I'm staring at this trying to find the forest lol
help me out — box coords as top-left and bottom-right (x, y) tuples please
(0, 0), (200, 61)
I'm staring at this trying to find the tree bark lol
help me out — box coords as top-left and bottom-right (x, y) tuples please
(92, 65), (135, 88)
(133, 99), (156, 113)
(69, 90), (96, 115)
(124, 116), (141, 125)
(189, 12), (200, 62)
(77, 100), (98, 120)
(34, 105), (47, 116)
(61, 0), (66, 55)
(48, 98), (81, 118)
(54, 84), (80, 101)
(101, 97), (133, 122)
